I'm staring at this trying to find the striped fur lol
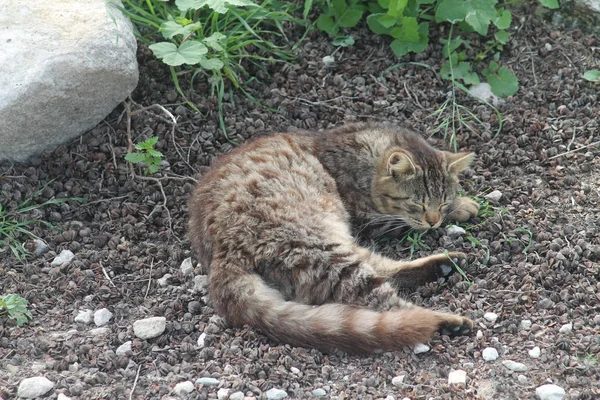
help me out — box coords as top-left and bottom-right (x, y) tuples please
(188, 123), (478, 352)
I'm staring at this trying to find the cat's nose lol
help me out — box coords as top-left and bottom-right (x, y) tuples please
(425, 211), (440, 226)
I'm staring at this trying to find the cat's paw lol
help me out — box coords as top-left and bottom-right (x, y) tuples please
(447, 197), (479, 222)
(438, 315), (474, 337)
(420, 252), (467, 279)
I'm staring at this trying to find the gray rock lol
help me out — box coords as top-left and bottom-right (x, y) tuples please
(51, 250), (75, 266)
(312, 388), (327, 397)
(502, 360), (527, 372)
(448, 370), (466, 386)
(193, 275), (209, 294)
(172, 381), (194, 396)
(133, 317), (166, 340)
(74, 309), (93, 324)
(94, 308), (113, 327)
(0, 0), (138, 161)
(482, 347), (499, 361)
(180, 257), (195, 275)
(116, 341), (132, 356)
(31, 239), (49, 256)
(17, 376), (54, 398)
(484, 190), (503, 202)
(517, 375), (527, 384)
(57, 394), (72, 400)
(196, 377), (219, 387)
(266, 388), (288, 400)
(476, 330), (484, 339)
(535, 384), (566, 400)
(446, 225), (467, 237)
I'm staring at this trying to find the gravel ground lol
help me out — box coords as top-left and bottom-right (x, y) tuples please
(1, 5), (600, 400)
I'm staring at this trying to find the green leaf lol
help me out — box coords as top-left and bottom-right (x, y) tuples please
(493, 9), (511, 29)
(539, 0), (559, 9)
(203, 32), (226, 52)
(339, 9), (363, 28)
(378, 0), (390, 8)
(332, 0), (347, 18)
(303, 0), (314, 19)
(390, 22), (428, 57)
(125, 153), (147, 164)
(488, 66), (519, 97)
(368, 13), (393, 34)
(199, 56), (225, 70)
(441, 36), (463, 57)
(494, 30), (509, 44)
(387, 0), (408, 18)
(139, 136), (159, 149)
(389, 16), (419, 42)
(146, 149), (164, 158)
(159, 20), (202, 39)
(378, 13), (399, 28)
(175, 0), (255, 14)
(333, 35), (355, 47)
(436, 0), (497, 35)
(317, 14), (337, 35)
(149, 41), (208, 66)
(583, 69), (600, 82)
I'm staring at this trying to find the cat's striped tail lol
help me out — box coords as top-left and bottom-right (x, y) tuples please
(209, 268), (471, 353)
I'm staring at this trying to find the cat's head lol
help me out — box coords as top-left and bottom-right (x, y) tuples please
(371, 148), (474, 229)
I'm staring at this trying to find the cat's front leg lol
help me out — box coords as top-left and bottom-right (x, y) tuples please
(446, 197), (479, 223)
(389, 252), (468, 289)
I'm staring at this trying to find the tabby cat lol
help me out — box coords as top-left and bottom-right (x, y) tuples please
(188, 123), (480, 353)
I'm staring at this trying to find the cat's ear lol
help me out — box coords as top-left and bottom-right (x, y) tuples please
(445, 152), (475, 175)
(387, 151), (417, 177)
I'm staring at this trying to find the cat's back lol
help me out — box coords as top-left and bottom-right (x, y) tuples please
(188, 132), (342, 265)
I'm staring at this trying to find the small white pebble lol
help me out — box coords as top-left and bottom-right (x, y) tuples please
(446, 225), (466, 237)
(266, 388), (288, 400)
(383, 396), (395, 400)
(517, 375), (527, 384)
(196, 377), (219, 387)
(173, 381), (195, 396)
(17, 376), (55, 398)
(51, 249), (75, 266)
(180, 257), (195, 275)
(528, 346), (541, 358)
(476, 330), (483, 340)
(544, 43), (552, 51)
(559, 323), (572, 334)
(482, 347), (499, 362)
(74, 309), (93, 324)
(89, 327), (111, 336)
(484, 190), (503, 202)
(133, 317), (166, 340)
(391, 375), (405, 387)
(536, 384), (566, 400)
(448, 370), (467, 386)
(197, 333), (207, 348)
(116, 341), (132, 356)
(412, 343), (430, 354)
(463, 362), (475, 370)
(312, 388), (327, 397)
(94, 308), (113, 327)
(217, 388), (230, 400)
(157, 273), (172, 286)
(229, 392), (244, 400)
(57, 393), (73, 400)
(520, 320), (532, 330)
(322, 55), (335, 65)
(502, 360), (527, 372)
(290, 367), (300, 374)
(483, 312), (498, 323)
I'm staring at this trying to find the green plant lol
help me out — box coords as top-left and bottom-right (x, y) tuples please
(583, 70), (600, 82)
(119, 0), (299, 136)
(125, 136), (164, 174)
(0, 182), (85, 260)
(403, 230), (430, 258)
(446, 251), (472, 284)
(0, 294), (33, 326)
